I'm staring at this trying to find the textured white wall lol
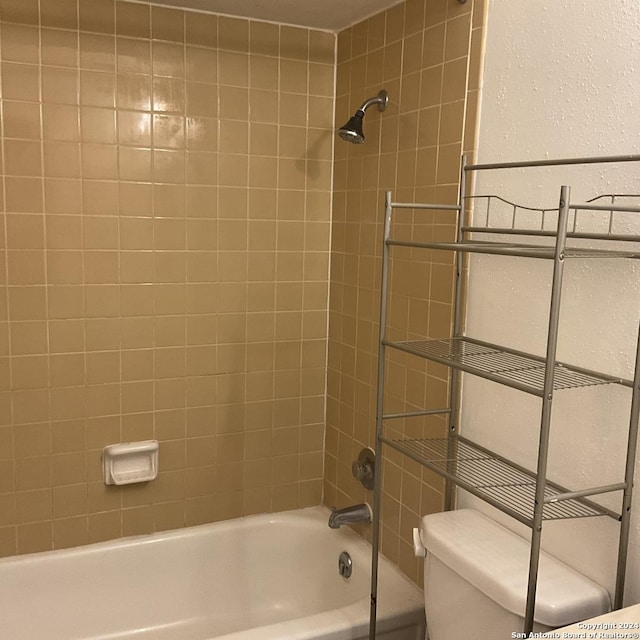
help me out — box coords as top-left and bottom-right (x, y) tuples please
(463, 0), (640, 606)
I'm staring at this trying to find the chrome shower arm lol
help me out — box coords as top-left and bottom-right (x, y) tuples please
(358, 90), (388, 114)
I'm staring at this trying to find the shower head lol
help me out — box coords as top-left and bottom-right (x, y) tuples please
(338, 112), (365, 144)
(337, 89), (388, 144)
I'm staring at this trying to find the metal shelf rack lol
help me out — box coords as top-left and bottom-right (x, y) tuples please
(367, 154), (640, 640)
(380, 434), (621, 524)
(385, 336), (629, 396)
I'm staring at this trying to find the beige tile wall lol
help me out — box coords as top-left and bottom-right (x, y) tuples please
(0, 0), (335, 557)
(326, 0), (484, 583)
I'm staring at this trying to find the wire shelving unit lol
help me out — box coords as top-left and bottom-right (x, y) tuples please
(367, 154), (640, 639)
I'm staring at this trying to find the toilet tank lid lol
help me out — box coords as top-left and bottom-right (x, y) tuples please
(419, 509), (611, 627)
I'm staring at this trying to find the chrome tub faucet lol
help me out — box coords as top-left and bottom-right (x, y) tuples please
(328, 503), (372, 529)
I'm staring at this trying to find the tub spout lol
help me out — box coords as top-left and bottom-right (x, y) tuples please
(328, 503), (372, 529)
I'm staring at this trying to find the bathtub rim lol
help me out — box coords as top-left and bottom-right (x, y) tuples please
(0, 504), (426, 640)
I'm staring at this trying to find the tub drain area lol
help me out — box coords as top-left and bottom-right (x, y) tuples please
(338, 551), (353, 579)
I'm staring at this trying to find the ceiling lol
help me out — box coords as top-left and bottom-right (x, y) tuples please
(138, 0), (405, 32)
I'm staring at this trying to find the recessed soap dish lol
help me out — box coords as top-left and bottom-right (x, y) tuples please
(103, 440), (159, 486)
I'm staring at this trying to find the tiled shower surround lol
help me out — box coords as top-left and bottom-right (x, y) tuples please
(0, 0), (484, 582)
(0, 0), (334, 555)
(326, 0), (483, 583)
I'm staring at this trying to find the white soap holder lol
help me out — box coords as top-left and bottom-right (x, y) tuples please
(103, 440), (159, 486)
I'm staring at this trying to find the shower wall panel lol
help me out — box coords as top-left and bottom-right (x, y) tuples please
(0, 0), (334, 557)
(326, 0), (486, 583)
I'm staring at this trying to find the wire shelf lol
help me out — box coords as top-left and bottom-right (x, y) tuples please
(382, 435), (618, 524)
(388, 239), (640, 260)
(385, 337), (624, 396)
(451, 193), (640, 258)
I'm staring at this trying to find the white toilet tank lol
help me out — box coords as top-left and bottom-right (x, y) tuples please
(419, 509), (611, 640)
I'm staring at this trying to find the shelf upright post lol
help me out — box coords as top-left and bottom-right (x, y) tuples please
(523, 185), (571, 635)
(445, 154), (469, 510)
(369, 191), (394, 640)
(614, 318), (640, 608)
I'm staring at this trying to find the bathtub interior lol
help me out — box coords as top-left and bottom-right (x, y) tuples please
(0, 507), (425, 640)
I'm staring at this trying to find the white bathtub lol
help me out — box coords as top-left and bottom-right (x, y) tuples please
(0, 506), (425, 640)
